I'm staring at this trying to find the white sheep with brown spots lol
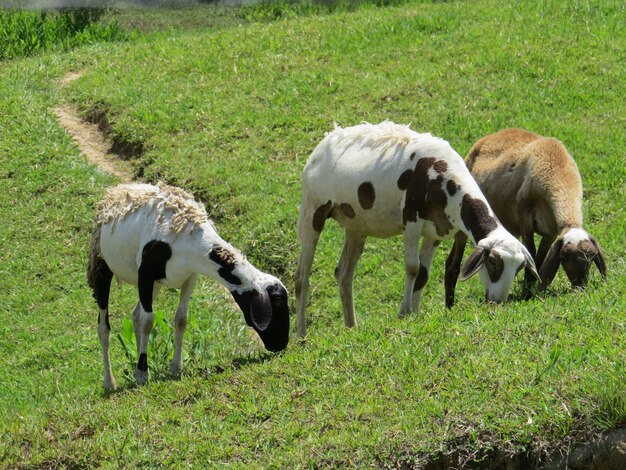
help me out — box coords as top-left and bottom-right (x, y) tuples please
(293, 121), (539, 337)
(88, 183), (289, 390)
(445, 128), (607, 304)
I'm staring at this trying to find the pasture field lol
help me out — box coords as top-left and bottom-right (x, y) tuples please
(1, 0), (625, 467)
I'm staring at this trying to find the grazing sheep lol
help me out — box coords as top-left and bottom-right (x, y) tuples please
(88, 183), (289, 390)
(294, 121), (539, 337)
(445, 128), (607, 306)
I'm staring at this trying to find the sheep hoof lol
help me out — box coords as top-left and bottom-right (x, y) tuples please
(103, 377), (117, 392)
(398, 308), (412, 318)
(134, 368), (148, 386)
(169, 362), (182, 378)
(520, 289), (534, 301)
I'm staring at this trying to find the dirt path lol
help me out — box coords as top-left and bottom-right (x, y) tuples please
(52, 70), (133, 182)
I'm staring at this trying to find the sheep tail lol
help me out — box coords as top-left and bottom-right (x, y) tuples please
(87, 224), (105, 295)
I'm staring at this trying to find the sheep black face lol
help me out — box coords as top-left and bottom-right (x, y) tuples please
(231, 282), (290, 352)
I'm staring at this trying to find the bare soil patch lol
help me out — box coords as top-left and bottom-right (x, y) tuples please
(53, 70), (134, 182)
(52, 105), (133, 182)
(59, 70), (85, 85)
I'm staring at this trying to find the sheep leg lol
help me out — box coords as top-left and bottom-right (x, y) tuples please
(411, 237), (439, 314)
(400, 221), (424, 317)
(521, 231), (537, 298)
(444, 231), (468, 308)
(94, 259), (116, 391)
(134, 275), (161, 386)
(132, 284), (161, 357)
(294, 203), (330, 337)
(335, 230), (366, 329)
(170, 274), (197, 377)
(132, 302), (141, 357)
(294, 235), (320, 337)
(535, 235), (555, 271)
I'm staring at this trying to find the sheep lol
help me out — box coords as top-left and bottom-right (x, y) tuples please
(445, 128), (607, 306)
(293, 121), (539, 337)
(87, 183), (289, 390)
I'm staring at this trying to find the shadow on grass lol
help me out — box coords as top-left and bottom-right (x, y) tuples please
(508, 277), (606, 304)
(99, 351), (280, 397)
(196, 351), (282, 378)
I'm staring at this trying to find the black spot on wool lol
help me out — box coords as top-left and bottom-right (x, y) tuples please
(138, 240), (172, 312)
(90, 257), (113, 311)
(210, 246), (242, 285)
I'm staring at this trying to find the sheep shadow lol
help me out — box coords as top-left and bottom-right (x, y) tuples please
(99, 352), (280, 398)
(508, 280), (600, 303)
(167, 351), (280, 382)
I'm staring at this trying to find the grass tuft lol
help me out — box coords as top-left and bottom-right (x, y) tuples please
(0, 8), (127, 60)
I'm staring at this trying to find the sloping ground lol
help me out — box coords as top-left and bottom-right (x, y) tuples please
(2, 1), (625, 468)
(52, 70), (134, 181)
(48, 76), (626, 469)
(52, 105), (133, 182)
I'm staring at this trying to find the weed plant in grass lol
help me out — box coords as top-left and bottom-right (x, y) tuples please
(0, 8), (127, 60)
(1, 0), (625, 467)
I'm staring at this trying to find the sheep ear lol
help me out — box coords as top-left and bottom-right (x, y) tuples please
(460, 246), (487, 281)
(232, 289), (272, 332)
(522, 246), (541, 281)
(539, 238), (563, 290)
(590, 237), (608, 279)
(250, 289), (272, 332)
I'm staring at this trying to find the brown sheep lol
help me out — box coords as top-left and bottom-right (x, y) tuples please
(445, 128), (607, 306)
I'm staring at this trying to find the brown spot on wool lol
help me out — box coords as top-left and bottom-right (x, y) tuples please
(447, 180), (459, 196)
(485, 251), (504, 282)
(397, 157), (453, 237)
(433, 160), (448, 174)
(339, 203), (356, 219)
(460, 193), (498, 242)
(357, 182), (376, 210)
(312, 200), (332, 232)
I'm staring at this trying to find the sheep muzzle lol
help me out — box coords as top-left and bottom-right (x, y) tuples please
(231, 283), (289, 352)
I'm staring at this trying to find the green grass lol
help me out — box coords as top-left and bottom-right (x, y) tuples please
(1, 0), (625, 467)
(0, 8), (127, 60)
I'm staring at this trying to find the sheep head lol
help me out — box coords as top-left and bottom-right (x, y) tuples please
(459, 232), (539, 302)
(231, 276), (290, 352)
(539, 228), (607, 289)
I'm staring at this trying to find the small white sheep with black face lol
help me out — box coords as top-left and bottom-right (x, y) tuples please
(294, 121), (539, 337)
(88, 183), (289, 390)
(445, 128), (607, 305)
